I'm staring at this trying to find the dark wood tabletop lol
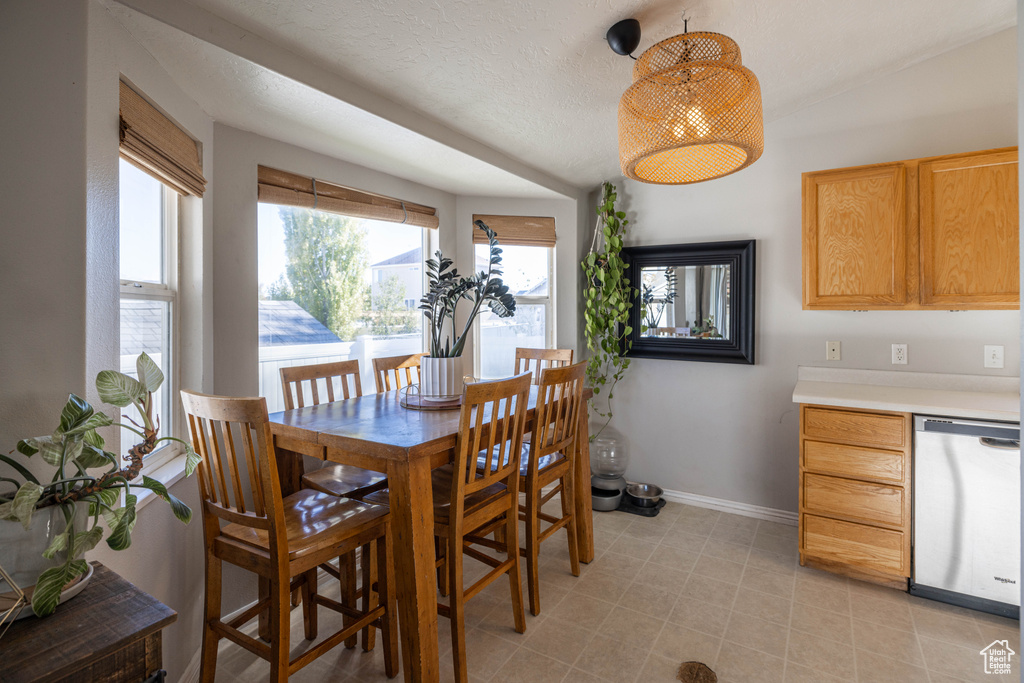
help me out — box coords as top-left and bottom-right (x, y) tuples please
(0, 562), (176, 683)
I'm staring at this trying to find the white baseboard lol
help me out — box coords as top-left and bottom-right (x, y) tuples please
(660, 488), (798, 526)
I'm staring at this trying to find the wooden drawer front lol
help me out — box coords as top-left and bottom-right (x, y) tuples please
(802, 514), (906, 576)
(803, 407), (906, 449)
(803, 440), (904, 483)
(802, 473), (904, 527)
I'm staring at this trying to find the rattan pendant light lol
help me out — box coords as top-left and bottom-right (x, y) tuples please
(609, 19), (764, 184)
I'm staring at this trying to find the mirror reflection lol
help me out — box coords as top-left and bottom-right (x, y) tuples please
(640, 264), (731, 340)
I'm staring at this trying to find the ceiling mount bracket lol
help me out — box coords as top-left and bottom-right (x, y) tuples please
(606, 18), (641, 59)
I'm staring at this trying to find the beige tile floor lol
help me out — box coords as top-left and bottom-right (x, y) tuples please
(215, 501), (1020, 682)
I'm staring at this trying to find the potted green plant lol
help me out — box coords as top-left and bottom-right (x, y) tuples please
(0, 352), (199, 617)
(417, 220), (516, 396)
(582, 181), (636, 439)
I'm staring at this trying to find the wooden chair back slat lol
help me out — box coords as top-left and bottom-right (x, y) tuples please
(527, 362), (586, 476)
(453, 373), (531, 502)
(514, 347), (574, 385)
(180, 391), (285, 544)
(222, 422), (247, 514)
(280, 360), (363, 410)
(240, 422), (266, 517)
(372, 353), (427, 393)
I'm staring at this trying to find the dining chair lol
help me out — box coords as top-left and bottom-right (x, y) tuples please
(280, 360), (388, 645)
(282, 360), (388, 500)
(517, 361), (586, 616)
(364, 372), (532, 683)
(372, 352), (427, 392)
(180, 390), (399, 683)
(513, 347), (574, 385)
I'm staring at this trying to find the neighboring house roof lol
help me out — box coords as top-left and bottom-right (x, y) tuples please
(518, 279), (548, 297)
(258, 300), (342, 346)
(120, 300), (164, 357)
(372, 247), (421, 268)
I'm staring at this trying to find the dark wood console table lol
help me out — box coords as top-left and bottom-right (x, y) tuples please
(0, 562), (176, 683)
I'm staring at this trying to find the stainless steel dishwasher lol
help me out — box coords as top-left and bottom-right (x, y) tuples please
(912, 415), (1020, 618)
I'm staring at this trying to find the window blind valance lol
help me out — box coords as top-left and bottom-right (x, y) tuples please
(119, 81), (206, 197)
(257, 165), (440, 230)
(472, 214), (556, 248)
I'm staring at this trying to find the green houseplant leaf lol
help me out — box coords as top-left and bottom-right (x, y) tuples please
(8, 481), (44, 529)
(59, 394), (94, 433)
(135, 352), (164, 393)
(96, 370), (144, 407)
(31, 559), (89, 617)
(140, 476), (192, 523)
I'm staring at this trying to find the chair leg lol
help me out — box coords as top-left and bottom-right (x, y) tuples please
(199, 556), (222, 683)
(435, 536), (450, 597)
(524, 484), (542, 616)
(360, 542), (377, 652)
(561, 473), (580, 577)
(290, 586), (301, 607)
(505, 507), (526, 634)
(269, 574), (291, 683)
(301, 568), (318, 640)
(258, 576), (271, 641)
(339, 552), (358, 649)
(378, 531), (399, 679)
(447, 533), (469, 683)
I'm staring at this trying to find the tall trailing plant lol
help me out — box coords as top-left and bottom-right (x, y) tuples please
(419, 220), (517, 357)
(582, 182), (635, 438)
(0, 353), (200, 616)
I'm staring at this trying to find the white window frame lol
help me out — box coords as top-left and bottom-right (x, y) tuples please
(119, 180), (181, 475)
(473, 245), (555, 377)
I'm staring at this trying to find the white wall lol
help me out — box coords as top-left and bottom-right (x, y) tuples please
(602, 28), (1019, 513)
(1, 1), (214, 680)
(454, 195), (579, 368)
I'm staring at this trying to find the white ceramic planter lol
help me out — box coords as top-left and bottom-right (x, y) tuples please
(0, 503), (91, 615)
(419, 356), (465, 398)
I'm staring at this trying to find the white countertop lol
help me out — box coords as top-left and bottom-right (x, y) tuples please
(792, 367), (1020, 423)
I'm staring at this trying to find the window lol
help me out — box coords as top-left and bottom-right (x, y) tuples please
(475, 244), (554, 379)
(119, 158), (178, 471)
(257, 203), (427, 410)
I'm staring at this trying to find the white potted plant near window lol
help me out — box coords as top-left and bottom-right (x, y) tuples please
(417, 220), (517, 397)
(0, 353), (199, 617)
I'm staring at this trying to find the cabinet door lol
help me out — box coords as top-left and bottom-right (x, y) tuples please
(919, 150), (1019, 308)
(803, 164), (907, 309)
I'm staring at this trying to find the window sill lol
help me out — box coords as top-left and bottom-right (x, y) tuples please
(134, 453), (191, 514)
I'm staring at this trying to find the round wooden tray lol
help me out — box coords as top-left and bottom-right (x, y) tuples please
(400, 393), (463, 411)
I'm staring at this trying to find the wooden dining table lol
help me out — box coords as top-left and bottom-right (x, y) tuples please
(267, 386), (595, 683)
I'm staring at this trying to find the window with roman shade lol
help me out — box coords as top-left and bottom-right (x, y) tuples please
(472, 214), (556, 378)
(119, 81), (206, 197)
(257, 165), (439, 230)
(471, 214), (556, 247)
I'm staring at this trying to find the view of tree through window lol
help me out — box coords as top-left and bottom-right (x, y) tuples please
(258, 204), (424, 410)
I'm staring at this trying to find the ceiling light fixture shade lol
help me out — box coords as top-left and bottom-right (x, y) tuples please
(618, 31), (764, 184)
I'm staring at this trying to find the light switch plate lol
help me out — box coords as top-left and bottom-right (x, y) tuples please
(892, 344), (907, 365)
(826, 341), (841, 361)
(984, 345), (1005, 369)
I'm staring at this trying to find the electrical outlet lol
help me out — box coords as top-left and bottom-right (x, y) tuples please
(892, 343), (907, 365)
(826, 341), (841, 361)
(984, 345), (1005, 369)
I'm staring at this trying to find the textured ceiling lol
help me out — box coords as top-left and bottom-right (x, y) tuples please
(112, 0), (1015, 193)
(106, 5), (564, 198)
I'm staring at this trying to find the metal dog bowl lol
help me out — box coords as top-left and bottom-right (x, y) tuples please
(625, 483), (663, 508)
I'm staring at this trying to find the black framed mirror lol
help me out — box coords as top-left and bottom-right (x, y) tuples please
(621, 240), (755, 364)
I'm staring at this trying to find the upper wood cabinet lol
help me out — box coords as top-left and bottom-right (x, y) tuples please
(802, 147), (1018, 310)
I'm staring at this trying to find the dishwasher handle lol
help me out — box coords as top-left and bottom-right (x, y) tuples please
(980, 437), (1021, 450)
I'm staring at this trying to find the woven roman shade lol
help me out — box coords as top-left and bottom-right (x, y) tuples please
(257, 166), (439, 230)
(119, 81), (206, 197)
(472, 215), (556, 248)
